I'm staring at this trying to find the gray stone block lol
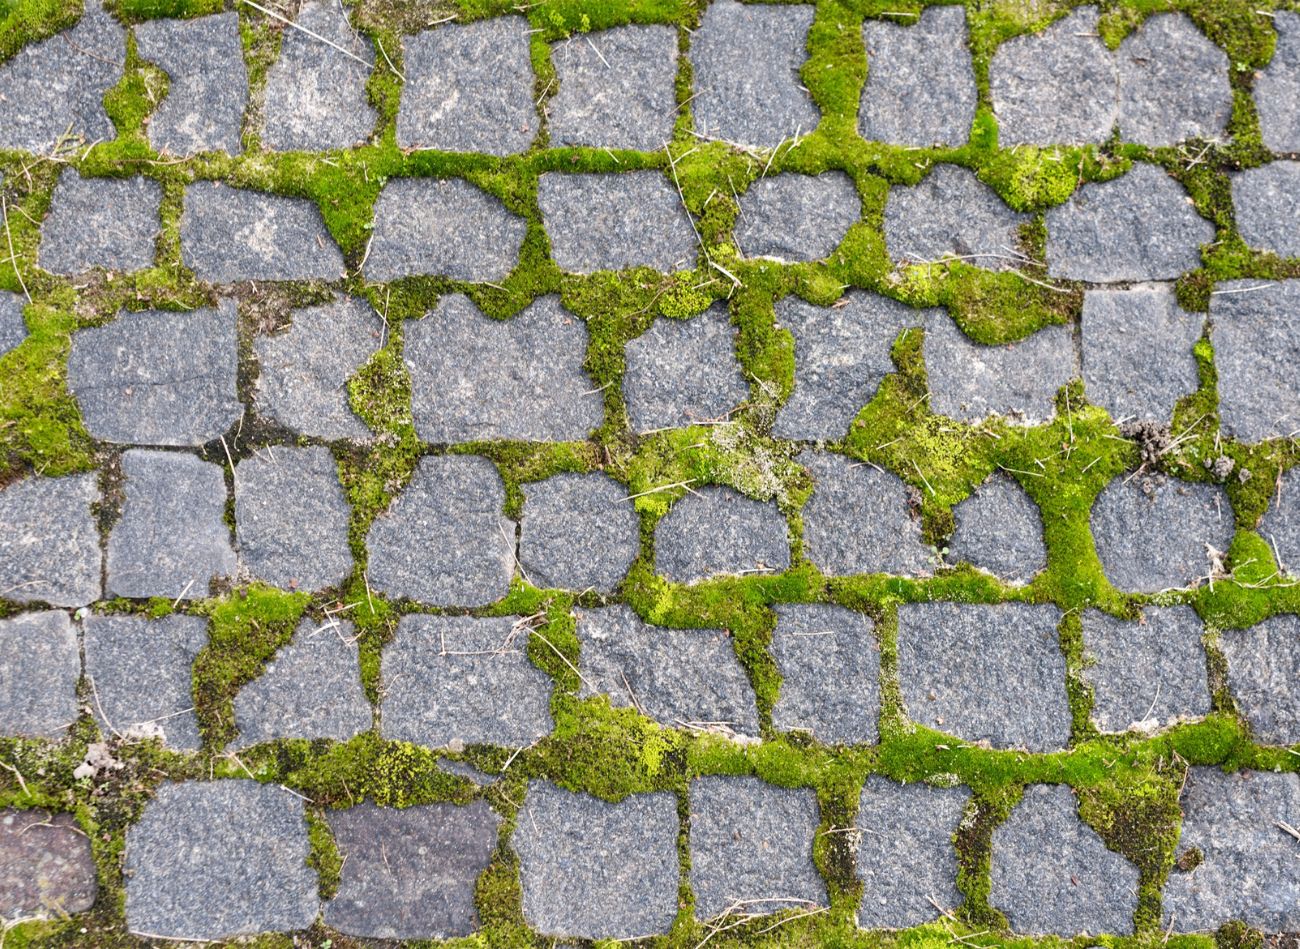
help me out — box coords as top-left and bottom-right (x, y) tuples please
(1232, 161), (1300, 258)
(124, 780), (318, 941)
(1256, 11), (1300, 153)
(1219, 613), (1300, 746)
(0, 292), (24, 358)
(0, 808), (97, 918)
(324, 800), (500, 939)
(1258, 467), (1300, 574)
(736, 172), (859, 262)
(519, 472), (639, 593)
(39, 169), (161, 274)
(380, 614), (553, 748)
(0, 611), (79, 740)
(0, 473), (101, 608)
(654, 485), (789, 584)
(770, 603), (879, 745)
(884, 164), (1029, 270)
(514, 781), (680, 940)
(68, 301), (240, 447)
(898, 602), (1070, 752)
(1116, 13), (1232, 147)
(946, 473), (1046, 584)
(1210, 280), (1300, 442)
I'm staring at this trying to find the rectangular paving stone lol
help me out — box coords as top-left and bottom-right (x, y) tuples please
(945, 473), (1046, 584)
(1219, 613), (1299, 746)
(1232, 161), (1300, 259)
(519, 472), (640, 594)
(39, 169), (161, 275)
(0, 291), (24, 358)
(0, 611), (80, 740)
(1116, 14), (1232, 147)
(884, 164), (1029, 270)
(654, 485), (789, 584)
(0, 808), (97, 919)
(1256, 10), (1300, 152)
(737, 172), (859, 263)
(0, 472), (101, 608)
(1210, 279), (1300, 443)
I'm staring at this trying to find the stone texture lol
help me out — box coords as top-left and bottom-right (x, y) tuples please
(990, 784), (1139, 935)
(380, 614), (553, 748)
(1090, 475), (1232, 592)
(1045, 163), (1212, 282)
(548, 25), (678, 150)
(514, 781), (680, 940)
(365, 455), (514, 606)
(1218, 613), (1300, 746)
(0, 808), (96, 919)
(235, 446), (352, 593)
(538, 171), (697, 274)
(1255, 11), (1300, 153)
(654, 485), (789, 584)
(39, 169), (161, 275)
(106, 449), (237, 600)
(1258, 467), (1300, 574)
(1210, 279), (1300, 442)
(736, 172), (859, 262)
(856, 777), (969, 929)
(365, 177), (526, 283)
(897, 602), (1069, 752)
(324, 801), (500, 939)
(690, 0), (817, 148)
(0, 612), (79, 739)
(405, 294), (601, 442)
(575, 605), (760, 737)
(397, 17), (536, 154)
(519, 472), (639, 593)
(125, 781), (318, 941)
(1232, 161), (1300, 258)
(68, 301), (240, 446)
(770, 603), (879, 745)
(136, 12), (247, 155)
(1116, 14), (1232, 148)
(689, 776), (826, 920)
(946, 473), (1046, 583)
(859, 6), (977, 147)
(884, 164), (1029, 270)
(0, 292), (24, 358)
(0, 473), (101, 608)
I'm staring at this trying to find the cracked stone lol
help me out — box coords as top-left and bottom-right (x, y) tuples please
(0, 473), (101, 608)
(946, 473), (1046, 584)
(1210, 279), (1300, 442)
(884, 164), (1029, 270)
(1116, 13), (1232, 147)
(519, 472), (640, 594)
(1256, 11), (1300, 153)
(1218, 613), (1300, 746)
(1258, 468), (1300, 575)
(654, 485), (789, 584)
(0, 611), (79, 740)
(1232, 161), (1300, 259)
(736, 172), (859, 262)
(39, 169), (161, 275)
(0, 809), (96, 919)
(0, 292), (24, 358)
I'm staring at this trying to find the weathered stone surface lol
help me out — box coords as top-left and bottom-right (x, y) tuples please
(1045, 163), (1212, 282)
(689, 776), (826, 920)
(519, 472), (639, 593)
(548, 25), (678, 150)
(799, 450), (930, 577)
(1256, 11), (1300, 153)
(1219, 613), (1300, 746)
(181, 182), (344, 282)
(39, 169), (161, 274)
(253, 295), (380, 440)
(0, 473), (101, 608)
(262, 0), (375, 151)
(623, 305), (747, 432)
(136, 12), (247, 155)
(990, 784), (1139, 935)
(856, 777), (969, 928)
(1258, 467), (1300, 574)
(235, 446), (352, 593)
(1116, 14), (1232, 147)
(884, 165), (1029, 270)
(1090, 475), (1231, 592)
(125, 781), (318, 941)
(1081, 285), (1203, 424)
(0, 611), (79, 739)
(365, 177), (526, 283)
(859, 6), (977, 147)
(575, 605), (760, 737)
(83, 613), (205, 749)
(770, 603), (879, 745)
(690, 0), (817, 148)
(736, 172), (859, 262)
(0, 292), (24, 358)
(380, 614), (553, 748)
(1165, 767), (1300, 933)
(1080, 606), (1211, 733)
(0, 809), (96, 919)
(538, 171), (697, 274)
(1210, 280), (1300, 442)
(897, 602), (1069, 752)
(106, 450), (237, 600)
(654, 485), (789, 584)
(514, 781), (680, 940)
(397, 17), (536, 154)
(1232, 161), (1300, 259)
(365, 455), (514, 606)
(406, 294), (601, 442)
(68, 301), (240, 446)
(946, 473), (1046, 584)
(325, 801), (500, 939)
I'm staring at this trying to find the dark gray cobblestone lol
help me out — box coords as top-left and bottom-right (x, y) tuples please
(1210, 279), (1300, 442)
(0, 292), (24, 358)
(1218, 613), (1300, 746)
(945, 473), (1046, 584)
(736, 172), (859, 263)
(0, 611), (79, 739)
(884, 165), (1028, 270)
(1115, 14), (1232, 147)
(0, 808), (97, 919)
(1257, 10), (1300, 152)
(0, 472), (101, 608)
(770, 603), (879, 745)
(519, 472), (639, 593)
(654, 485), (789, 584)
(1232, 161), (1300, 259)
(39, 170), (160, 275)
(1258, 467), (1300, 574)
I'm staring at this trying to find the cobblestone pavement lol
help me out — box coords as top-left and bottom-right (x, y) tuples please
(0, 0), (1298, 945)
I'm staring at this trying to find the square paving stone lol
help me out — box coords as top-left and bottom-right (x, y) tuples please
(365, 455), (514, 606)
(1210, 280), (1300, 442)
(513, 781), (680, 940)
(654, 485), (789, 584)
(39, 169), (161, 275)
(380, 614), (553, 748)
(364, 177), (526, 283)
(1257, 467), (1300, 574)
(136, 12), (247, 155)
(690, 0), (818, 149)
(1218, 613), (1300, 746)
(0, 611), (80, 740)
(897, 602), (1070, 752)
(0, 472), (101, 608)
(324, 800), (500, 939)
(575, 605), (760, 738)
(0, 808), (97, 918)
(856, 776), (969, 929)
(1045, 163), (1213, 282)
(548, 25), (678, 150)
(397, 17), (537, 154)
(884, 165), (1029, 270)
(990, 784), (1139, 935)
(405, 294), (602, 442)
(83, 613), (205, 750)
(689, 776), (826, 920)
(106, 450), (237, 601)
(736, 172), (859, 263)
(1164, 767), (1300, 933)
(539, 171), (698, 274)
(770, 603), (879, 745)
(1080, 606), (1211, 734)
(1256, 11), (1300, 153)
(124, 780), (318, 941)
(1232, 162), (1300, 259)
(0, 291), (25, 358)
(859, 6), (977, 147)
(945, 473), (1046, 584)
(519, 472), (640, 593)
(68, 301), (240, 447)
(1116, 14), (1232, 148)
